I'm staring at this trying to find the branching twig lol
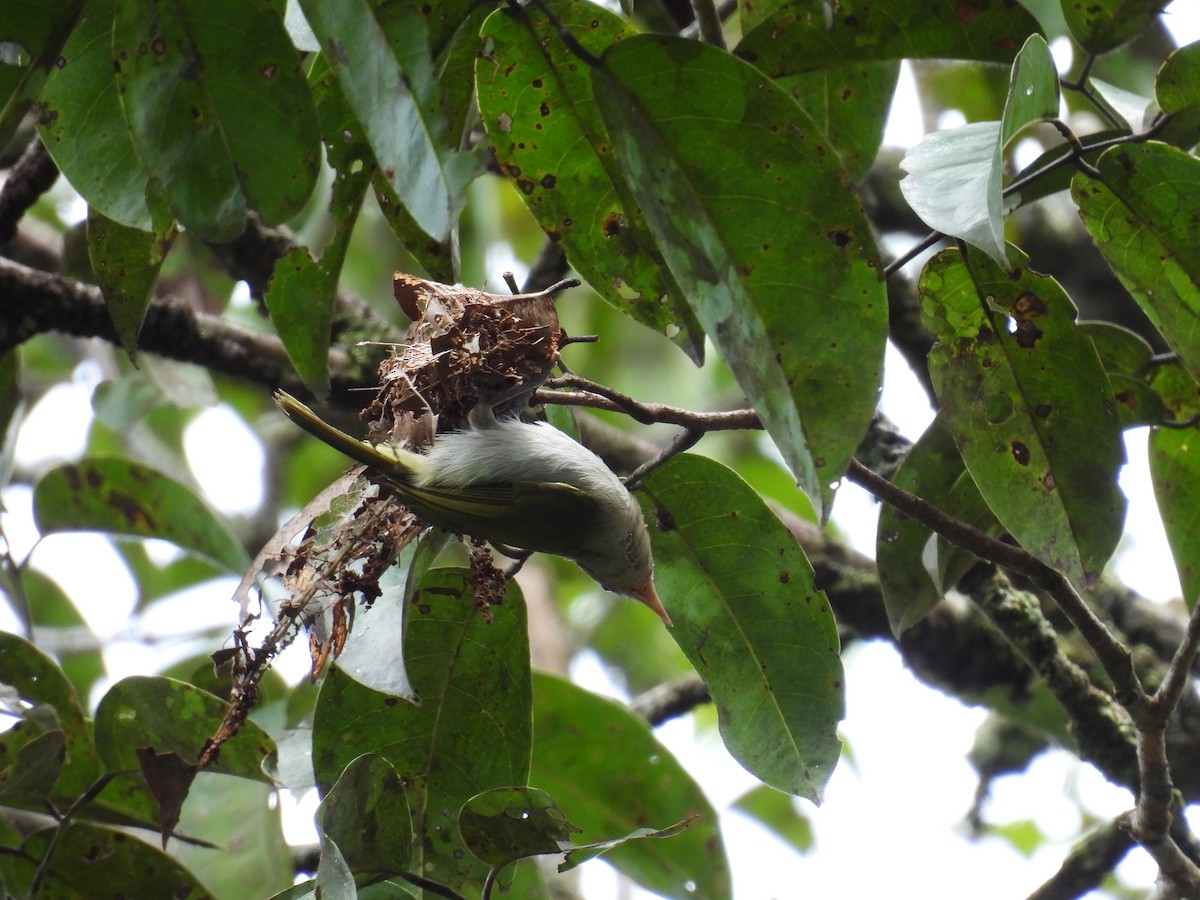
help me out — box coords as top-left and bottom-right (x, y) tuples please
(1025, 814), (1136, 900)
(538, 375), (760, 430)
(0, 138), (59, 243)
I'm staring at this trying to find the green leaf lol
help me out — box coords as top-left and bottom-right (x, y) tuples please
(1073, 143), (1200, 382)
(0, 822), (214, 899)
(176, 776), (292, 898)
(317, 754), (413, 874)
(37, 0), (154, 230)
(530, 672), (730, 899)
(736, 0), (1043, 71)
(1149, 427), (1200, 610)
(459, 786), (580, 866)
(0, 0), (82, 147)
(87, 209), (176, 364)
(300, 0), (474, 240)
(901, 34), (1058, 268)
(876, 418), (962, 635)
(595, 35), (886, 515)
(0, 729), (66, 805)
(263, 53), (375, 393)
(1080, 322), (1164, 428)
(33, 458), (249, 572)
(640, 455), (844, 801)
(94, 676), (276, 783)
(731, 784), (813, 854)
(0, 631), (102, 798)
(477, 0), (705, 362)
(312, 569), (531, 894)
(21, 568), (106, 701)
(919, 247), (1126, 584)
(112, 0), (321, 240)
(1157, 40), (1200, 113)
(1062, 0), (1169, 54)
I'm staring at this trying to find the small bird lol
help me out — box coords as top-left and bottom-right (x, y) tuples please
(274, 391), (670, 626)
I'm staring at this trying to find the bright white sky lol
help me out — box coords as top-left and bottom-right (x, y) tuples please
(3, 4), (1200, 898)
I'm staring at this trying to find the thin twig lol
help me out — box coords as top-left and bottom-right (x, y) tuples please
(624, 427), (702, 489)
(1024, 814), (1135, 900)
(538, 375), (760, 430)
(689, 0), (726, 48)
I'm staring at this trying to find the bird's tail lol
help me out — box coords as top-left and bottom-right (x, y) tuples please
(273, 390), (421, 481)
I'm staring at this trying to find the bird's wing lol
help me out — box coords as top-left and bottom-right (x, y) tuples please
(397, 480), (602, 556)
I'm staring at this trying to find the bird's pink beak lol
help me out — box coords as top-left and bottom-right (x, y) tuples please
(633, 581), (672, 627)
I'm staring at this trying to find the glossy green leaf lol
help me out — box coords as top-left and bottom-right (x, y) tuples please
(876, 418), (962, 635)
(112, 0), (321, 240)
(33, 458), (249, 572)
(736, 0), (1043, 73)
(300, 0), (474, 241)
(477, 0), (705, 362)
(0, 631), (102, 798)
(1157, 40), (1200, 113)
(94, 676), (276, 783)
(459, 786), (579, 867)
(732, 784), (813, 855)
(0, 822), (214, 899)
(1072, 143), (1200, 382)
(312, 569), (531, 895)
(530, 672), (730, 899)
(1149, 427), (1200, 610)
(901, 35), (1058, 268)
(640, 454), (844, 801)
(1150, 362), (1200, 424)
(919, 247), (1126, 584)
(595, 35), (886, 515)
(317, 754), (413, 874)
(1062, 0), (1169, 54)
(87, 209), (176, 363)
(37, 0), (154, 230)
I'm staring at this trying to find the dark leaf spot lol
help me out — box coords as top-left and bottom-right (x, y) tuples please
(1011, 440), (1030, 466)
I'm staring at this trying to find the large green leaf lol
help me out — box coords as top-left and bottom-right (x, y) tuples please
(1149, 427), (1200, 611)
(93, 676), (276, 783)
(1073, 143), (1200, 382)
(299, 0), (475, 241)
(640, 455), (844, 801)
(530, 673), (730, 899)
(0, 822), (213, 899)
(37, 0), (155, 230)
(1062, 0), (1168, 54)
(316, 753), (412, 883)
(476, 0), (705, 362)
(736, 0), (1043, 72)
(312, 569), (531, 894)
(919, 247), (1126, 585)
(33, 458), (249, 572)
(595, 35), (886, 515)
(112, 0), (320, 240)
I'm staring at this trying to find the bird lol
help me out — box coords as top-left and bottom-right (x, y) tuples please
(273, 390), (670, 625)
